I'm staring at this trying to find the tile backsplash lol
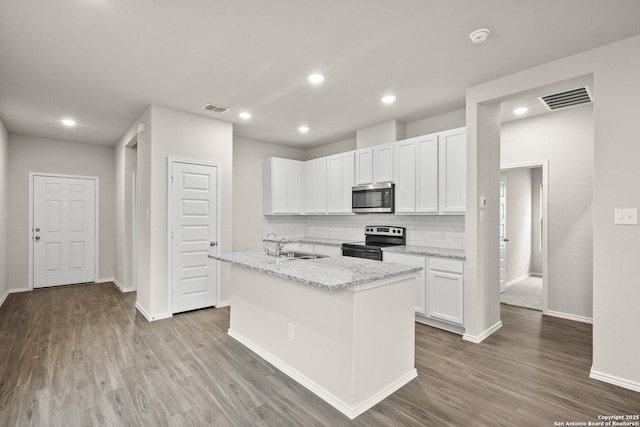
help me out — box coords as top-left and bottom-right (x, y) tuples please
(263, 214), (465, 249)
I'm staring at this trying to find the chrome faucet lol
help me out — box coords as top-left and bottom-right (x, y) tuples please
(275, 238), (288, 256)
(264, 233), (288, 256)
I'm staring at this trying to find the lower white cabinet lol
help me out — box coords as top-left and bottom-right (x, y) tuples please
(427, 257), (464, 325)
(383, 252), (464, 329)
(383, 252), (427, 315)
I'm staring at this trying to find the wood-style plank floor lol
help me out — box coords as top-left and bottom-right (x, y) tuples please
(0, 283), (638, 426)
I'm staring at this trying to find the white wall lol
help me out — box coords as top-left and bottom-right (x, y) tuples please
(7, 134), (116, 288)
(466, 34), (640, 389)
(233, 137), (306, 251)
(356, 120), (405, 149)
(406, 109), (466, 138)
(502, 107), (593, 318)
(0, 119), (8, 303)
(502, 169), (533, 284)
(530, 168), (543, 274)
(304, 137), (356, 160)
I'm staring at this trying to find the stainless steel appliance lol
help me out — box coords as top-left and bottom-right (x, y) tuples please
(352, 183), (394, 214)
(341, 226), (406, 261)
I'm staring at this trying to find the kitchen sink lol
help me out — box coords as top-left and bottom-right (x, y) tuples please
(279, 251), (328, 260)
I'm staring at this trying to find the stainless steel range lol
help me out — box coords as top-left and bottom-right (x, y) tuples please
(341, 226), (406, 261)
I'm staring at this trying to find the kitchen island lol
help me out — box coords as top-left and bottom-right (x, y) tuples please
(210, 252), (422, 419)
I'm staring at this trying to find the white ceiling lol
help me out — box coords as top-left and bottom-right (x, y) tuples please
(1, 1), (639, 148)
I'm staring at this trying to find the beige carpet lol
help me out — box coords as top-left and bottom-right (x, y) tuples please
(500, 276), (543, 311)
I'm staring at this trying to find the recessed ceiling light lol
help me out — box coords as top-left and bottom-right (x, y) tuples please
(238, 111), (251, 119)
(61, 118), (76, 127)
(513, 107), (529, 115)
(469, 28), (491, 44)
(381, 95), (396, 104)
(298, 126), (309, 134)
(308, 74), (325, 84)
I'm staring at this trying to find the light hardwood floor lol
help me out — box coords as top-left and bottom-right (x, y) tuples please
(0, 283), (638, 426)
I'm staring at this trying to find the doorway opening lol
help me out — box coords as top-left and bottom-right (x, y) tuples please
(499, 164), (548, 312)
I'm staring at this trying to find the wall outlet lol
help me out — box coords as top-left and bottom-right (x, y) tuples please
(288, 322), (295, 340)
(439, 231), (446, 240)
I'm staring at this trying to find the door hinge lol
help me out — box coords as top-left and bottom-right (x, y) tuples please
(171, 231), (173, 239)
(171, 175), (174, 183)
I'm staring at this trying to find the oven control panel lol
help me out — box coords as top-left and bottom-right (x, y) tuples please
(364, 226), (405, 237)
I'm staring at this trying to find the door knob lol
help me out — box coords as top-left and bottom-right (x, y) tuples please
(35, 236), (40, 241)
(210, 241), (217, 247)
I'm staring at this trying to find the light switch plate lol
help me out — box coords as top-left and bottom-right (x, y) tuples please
(614, 208), (637, 225)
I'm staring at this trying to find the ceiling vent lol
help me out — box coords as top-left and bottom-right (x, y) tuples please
(539, 86), (592, 111)
(201, 103), (230, 114)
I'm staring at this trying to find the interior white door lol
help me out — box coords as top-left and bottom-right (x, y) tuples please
(171, 161), (218, 314)
(33, 175), (96, 288)
(499, 174), (507, 293)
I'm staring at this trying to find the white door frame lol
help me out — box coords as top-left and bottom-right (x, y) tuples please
(28, 172), (100, 289)
(500, 161), (549, 313)
(167, 157), (222, 315)
(132, 172), (138, 290)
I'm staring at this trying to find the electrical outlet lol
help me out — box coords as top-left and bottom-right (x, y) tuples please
(439, 231), (446, 240)
(288, 322), (295, 340)
(614, 208), (637, 225)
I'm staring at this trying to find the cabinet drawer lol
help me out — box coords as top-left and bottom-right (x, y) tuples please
(429, 257), (463, 274)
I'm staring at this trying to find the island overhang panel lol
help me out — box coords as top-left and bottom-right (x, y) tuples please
(215, 254), (420, 420)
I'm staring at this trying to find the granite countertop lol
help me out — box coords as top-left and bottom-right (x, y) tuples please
(262, 236), (344, 247)
(382, 245), (466, 260)
(210, 252), (422, 290)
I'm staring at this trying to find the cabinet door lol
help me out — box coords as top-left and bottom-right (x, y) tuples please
(427, 258), (464, 325)
(374, 143), (394, 183)
(272, 158), (289, 214)
(354, 148), (373, 185)
(340, 153), (355, 212)
(384, 252), (427, 315)
(288, 161), (302, 213)
(304, 159), (327, 214)
(327, 152), (354, 214)
(416, 135), (439, 213)
(439, 128), (466, 213)
(395, 140), (417, 213)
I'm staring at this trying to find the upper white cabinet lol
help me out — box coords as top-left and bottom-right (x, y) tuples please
(438, 128), (466, 214)
(326, 152), (355, 214)
(394, 127), (466, 215)
(263, 158), (303, 215)
(303, 158), (327, 214)
(354, 143), (394, 185)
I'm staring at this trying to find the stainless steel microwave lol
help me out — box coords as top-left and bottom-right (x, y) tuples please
(352, 183), (395, 213)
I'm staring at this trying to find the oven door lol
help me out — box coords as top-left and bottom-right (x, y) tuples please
(341, 246), (382, 261)
(352, 183), (394, 214)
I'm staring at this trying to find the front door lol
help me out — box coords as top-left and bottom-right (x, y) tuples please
(171, 161), (218, 314)
(33, 175), (96, 288)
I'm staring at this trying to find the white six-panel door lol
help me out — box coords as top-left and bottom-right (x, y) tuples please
(33, 175), (96, 288)
(171, 161), (218, 314)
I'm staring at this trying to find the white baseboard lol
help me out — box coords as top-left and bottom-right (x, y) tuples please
(0, 289), (9, 307)
(546, 310), (593, 324)
(463, 320), (503, 344)
(228, 328), (417, 420)
(113, 278), (135, 293)
(530, 272), (543, 277)
(216, 300), (231, 308)
(135, 302), (172, 322)
(95, 277), (114, 284)
(590, 367), (640, 393)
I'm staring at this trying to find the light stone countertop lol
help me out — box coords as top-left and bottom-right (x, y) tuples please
(262, 236), (344, 247)
(210, 252), (422, 290)
(382, 245), (466, 260)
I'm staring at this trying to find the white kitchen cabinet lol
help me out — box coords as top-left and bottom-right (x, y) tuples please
(395, 135), (438, 213)
(394, 128), (465, 215)
(438, 127), (466, 214)
(326, 152), (355, 214)
(354, 143), (394, 185)
(263, 158), (303, 215)
(427, 257), (464, 326)
(354, 148), (374, 185)
(303, 158), (327, 214)
(384, 252), (427, 315)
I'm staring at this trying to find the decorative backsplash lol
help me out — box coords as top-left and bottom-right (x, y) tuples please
(263, 215), (465, 249)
